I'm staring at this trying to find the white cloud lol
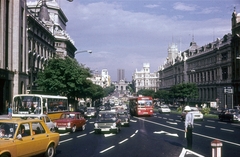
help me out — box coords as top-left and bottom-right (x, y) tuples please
(173, 2), (196, 11)
(145, 4), (159, 9)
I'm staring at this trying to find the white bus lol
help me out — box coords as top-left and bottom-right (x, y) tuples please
(12, 94), (68, 120)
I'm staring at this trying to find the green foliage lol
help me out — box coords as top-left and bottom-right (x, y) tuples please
(177, 106), (183, 112)
(154, 90), (169, 100)
(137, 89), (155, 97)
(103, 84), (115, 97)
(36, 56), (93, 99)
(201, 107), (211, 115)
(169, 83), (198, 104)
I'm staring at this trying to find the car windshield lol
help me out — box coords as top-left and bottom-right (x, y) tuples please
(0, 122), (18, 138)
(98, 113), (117, 121)
(191, 108), (199, 111)
(61, 113), (75, 119)
(118, 113), (127, 118)
(161, 106), (169, 108)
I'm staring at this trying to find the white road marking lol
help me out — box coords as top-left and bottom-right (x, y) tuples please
(154, 130), (178, 137)
(205, 125), (215, 129)
(135, 117), (240, 147)
(130, 120), (137, 122)
(220, 128), (234, 132)
(59, 132), (70, 136)
(89, 131), (95, 134)
(218, 121), (227, 124)
(77, 134), (87, 138)
(166, 121), (177, 125)
(104, 133), (115, 137)
(99, 146), (115, 153)
(59, 138), (73, 144)
(207, 120), (215, 122)
(130, 133), (136, 138)
(119, 138), (128, 144)
(194, 123), (201, 126)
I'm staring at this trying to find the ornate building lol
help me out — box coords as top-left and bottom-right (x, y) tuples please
(159, 33), (233, 108)
(0, 0), (76, 113)
(232, 9), (240, 106)
(132, 63), (159, 93)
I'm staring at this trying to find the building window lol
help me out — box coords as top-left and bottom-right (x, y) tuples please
(221, 52), (228, 61)
(222, 67), (228, 80)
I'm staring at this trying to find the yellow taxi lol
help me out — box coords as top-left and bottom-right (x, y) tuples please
(0, 118), (59, 157)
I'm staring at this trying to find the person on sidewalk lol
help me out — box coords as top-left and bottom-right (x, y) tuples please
(184, 105), (194, 150)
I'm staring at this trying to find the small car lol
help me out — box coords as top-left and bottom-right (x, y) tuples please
(94, 111), (121, 134)
(18, 114), (56, 132)
(84, 107), (97, 117)
(158, 105), (171, 113)
(118, 111), (130, 126)
(0, 118), (59, 157)
(54, 112), (86, 133)
(218, 109), (240, 122)
(181, 107), (203, 121)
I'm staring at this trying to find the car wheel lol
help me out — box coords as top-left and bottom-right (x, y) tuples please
(81, 124), (86, 131)
(71, 125), (76, 133)
(1, 153), (10, 157)
(44, 144), (55, 157)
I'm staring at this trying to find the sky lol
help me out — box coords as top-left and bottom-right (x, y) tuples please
(57, 0), (239, 81)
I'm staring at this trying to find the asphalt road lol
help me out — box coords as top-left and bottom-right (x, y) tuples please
(55, 113), (240, 157)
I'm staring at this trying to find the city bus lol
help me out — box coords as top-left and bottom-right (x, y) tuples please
(12, 94), (68, 120)
(129, 95), (153, 116)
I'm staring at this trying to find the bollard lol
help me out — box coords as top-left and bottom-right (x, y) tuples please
(211, 139), (222, 157)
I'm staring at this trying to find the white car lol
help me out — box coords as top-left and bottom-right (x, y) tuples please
(158, 105), (171, 113)
(18, 114), (56, 132)
(181, 107), (203, 121)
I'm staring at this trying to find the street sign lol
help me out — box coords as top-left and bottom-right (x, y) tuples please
(224, 87), (233, 93)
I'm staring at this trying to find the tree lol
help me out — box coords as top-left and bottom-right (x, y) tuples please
(103, 84), (115, 97)
(137, 89), (155, 97)
(154, 90), (169, 103)
(169, 83), (198, 105)
(36, 56), (92, 101)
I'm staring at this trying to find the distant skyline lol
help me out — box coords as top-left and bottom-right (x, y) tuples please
(56, 0), (239, 81)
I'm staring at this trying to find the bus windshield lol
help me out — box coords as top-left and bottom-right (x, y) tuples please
(12, 94), (68, 115)
(138, 100), (152, 107)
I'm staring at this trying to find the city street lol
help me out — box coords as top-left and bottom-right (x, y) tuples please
(55, 112), (240, 157)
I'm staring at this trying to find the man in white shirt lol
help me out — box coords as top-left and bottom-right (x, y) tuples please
(184, 105), (194, 150)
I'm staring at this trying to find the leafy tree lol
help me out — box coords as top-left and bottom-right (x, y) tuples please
(103, 84), (115, 97)
(36, 56), (92, 101)
(169, 83), (198, 105)
(137, 89), (155, 97)
(154, 90), (169, 103)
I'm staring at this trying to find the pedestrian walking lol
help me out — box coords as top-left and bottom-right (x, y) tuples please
(184, 105), (194, 150)
(8, 105), (12, 119)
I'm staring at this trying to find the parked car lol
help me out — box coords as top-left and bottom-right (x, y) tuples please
(0, 118), (59, 157)
(218, 109), (240, 122)
(18, 114), (56, 132)
(54, 112), (86, 133)
(94, 111), (121, 134)
(158, 105), (171, 113)
(118, 111), (130, 126)
(84, 107), (97, 117)
(181, 107), (203, 121)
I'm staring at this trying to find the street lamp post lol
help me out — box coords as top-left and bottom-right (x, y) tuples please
(75, 50), (92, 56)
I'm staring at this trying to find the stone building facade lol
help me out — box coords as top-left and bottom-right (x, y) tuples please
(159, 33), (233, 108)
(0, 0), (75, 113)
(132, 63), (159, 93)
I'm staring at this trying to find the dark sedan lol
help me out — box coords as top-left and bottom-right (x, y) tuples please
(218, 109), (240, 122)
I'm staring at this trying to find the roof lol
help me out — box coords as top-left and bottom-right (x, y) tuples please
(0, 118), (42, 123)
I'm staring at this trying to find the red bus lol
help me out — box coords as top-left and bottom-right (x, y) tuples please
(129, 95), (153, 116)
